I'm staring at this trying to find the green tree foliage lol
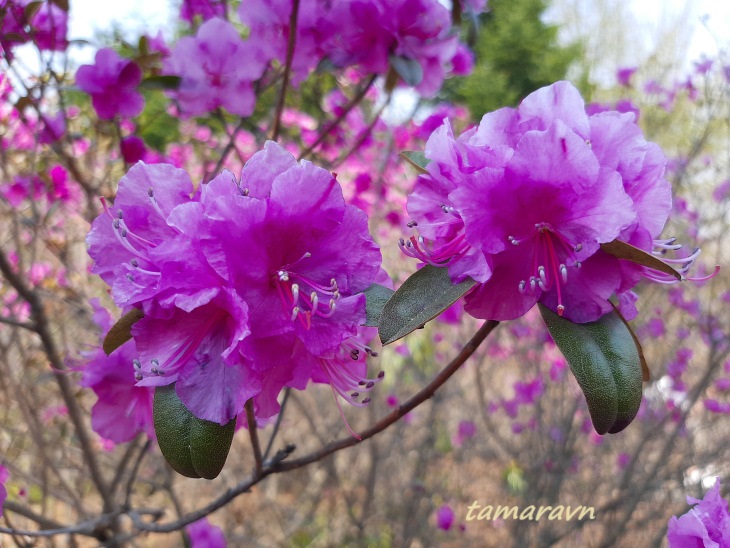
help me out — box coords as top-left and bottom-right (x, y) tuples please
(440, 0), (588, 117)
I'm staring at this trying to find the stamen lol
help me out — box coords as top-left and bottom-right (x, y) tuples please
(560, 264), (568, 283)
(291, 283), (299, 303)
(291, 306), (300, 321)
(518, 280), (526, 293)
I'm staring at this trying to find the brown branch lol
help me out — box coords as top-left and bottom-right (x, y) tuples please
(270, 0), (300, 142)
(130, 320), (499, 534)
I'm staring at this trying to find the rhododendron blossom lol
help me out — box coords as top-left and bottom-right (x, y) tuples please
(402, 81), (711, 323)
(76, 48), (144, 120)
(163, 18), (268, 117)
(87, 142), (382, 425)
(667, 478), (730, 547)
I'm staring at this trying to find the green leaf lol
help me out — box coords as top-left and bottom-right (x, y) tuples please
(363, 283), (395, 327)
(539, 305), (643, 435)
(600, 239), (682, 281)
(103, 308), (144, 356)
(139, 75), (182, 91)
(153, 384), (236, 479)
(378, 265), (476, 345)
(389, 55), (424, 87)
(399, 151), (430, 174)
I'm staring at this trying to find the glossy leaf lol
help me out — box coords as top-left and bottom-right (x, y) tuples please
(539, 305), (643, 435)
(364, 283), (395, 327)
(601, 239), (682, 281)
(612, 304), (650, 382)
(399, 151), (430, 174)
(103, 308), (144, 356)
(379, 265), (476, 345)
(154, 384), (236, 480)
(389, 55), (424, 87)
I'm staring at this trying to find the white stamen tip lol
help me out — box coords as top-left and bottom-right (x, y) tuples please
(560, 264), (568, 283)
(557, 304), (565, 316)
(291, 306), (300, 321)
(310, 291), (318, 309)
(291, 283), (299, 303)
(518, 280), (526, 293)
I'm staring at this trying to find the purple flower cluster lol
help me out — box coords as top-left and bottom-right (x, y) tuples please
(402, 81), (707, 323)
(76, 48), (145, 120)
(87, 142), (382, 425)
(1, 0), (68, 59)
(239, 0), (480, 94)
(668, 478), (730, 547)
(163, 18), (268, 117)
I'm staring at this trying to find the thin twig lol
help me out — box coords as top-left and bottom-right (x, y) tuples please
(130, 320), (499, 534)
(246, 399), (263, 473)
(263, 387), (291, 462)
(270, 0), (300, 142)
(297, 74), (378, 160)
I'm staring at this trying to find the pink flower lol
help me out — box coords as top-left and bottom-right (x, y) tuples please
(87, 142), (382, 425)
(452, 420), (476, 447)
(616, 66), (637, 87)
(120, 136), (147, 164)
(180, 0), (226, 23)
(29, 1), (67, 51)
(435, 504), (455, 531)
(76, 48), (144, 120)
(0, 465), (7, 515)
(163, 18), (267, 117)
(186, 518), (226, 547)
(668, 478), (730, 547)
(79, 300), (154, 443)
(402, 81), (708, 323)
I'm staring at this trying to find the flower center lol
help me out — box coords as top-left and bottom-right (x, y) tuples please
(509, 222), (583, 317)
(273, 252), (339, 329)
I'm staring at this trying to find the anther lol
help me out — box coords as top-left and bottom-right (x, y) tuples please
(399, 237), (406, 246)
(291, 283), (299, 303)
(329, 299), (336, 312)
(121, 228), (128, 238)
(576, 261), (582, 269)
(560, 264), (568, 283)
(147, 188), (154, 197)
(351, 392), (359, 398)
(113, 219), (120, 229)
(151, 359), (159, 367)
(150, 367), (159, 375)
(133, 359), (141, 370)
(310, 291), (318, 309)
(134, 372), (143, 381)
(538, 265), (548, 287)
(370, 351), (379, 358)
(518, 280), (526, 293)
(350, 350), (359, 360)
(362, 397), (371, 404)
(574, 243), (583, 252)
(243, 188), (250, 196)
(366, 381), (374, 389)
(529, 276), (536, 291)
(557, 304), (565, 316)
(291, 306), (299, 321)
(117, 210), (123, 219)
(359, 380), (366, 386)
(126, 274), (135, 282)
(278, 270), (289, 282)
(407, 221), (418, 228)
(377, 371), (385, 379)
(131, 258), (138, 267)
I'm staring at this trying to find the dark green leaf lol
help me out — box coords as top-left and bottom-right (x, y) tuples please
(539, 305), (643, 435)
(154, 384), (236, 479)
(364, 283), (395, 327)
(103, 308), (144, 356)
(399, 151), (430, 174)
(612, 304), (650, 382)
(49, 0), (69, 11)
(379, 265), (476, 345)
(139, 75), (182, 91)
(389, 55), (423, 87)
(601, 239), (682, 281)
(23, 1), (42, 21)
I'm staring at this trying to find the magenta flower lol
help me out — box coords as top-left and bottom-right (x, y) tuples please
(87, 142), (382, 425)
(180, 0), (226, 23)
(186, 518), (226, 547)
(616, 66), (637, 87)
(435, 504), (455, 531)
(0, 465), (7, 515)
(120, 136), (147, 164)
(403, 81), (709, 323)
(668, 478), (730, 547)
(76, 48), (144, 120)
(79, 300), (154, 443)
(29, 1), (67, 51)
(163, 18), (267, 117)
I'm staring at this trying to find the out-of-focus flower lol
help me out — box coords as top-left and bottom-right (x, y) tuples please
(78, 300), (154, 443)
(186, 518), (227, 547)
(76, 48), (144, 120)
(120, 136), (147, 164)
(163, 18), (267, 117)
(29, 1), (67, 51)
(435, 504), (455, 531)
(616, 66), (637, 87)
(667, 478), (730, 547)
(452, 420), (476, 447)
(87, 142), (382, 425)
(180, 0), (226, 23)
(402, 81), (711, 323)
(0, 465), (7, 515)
